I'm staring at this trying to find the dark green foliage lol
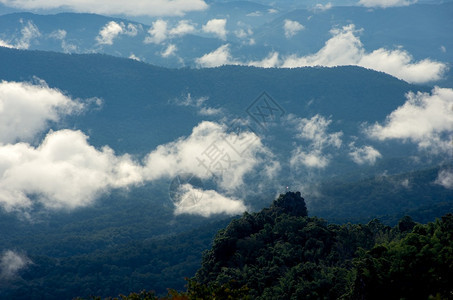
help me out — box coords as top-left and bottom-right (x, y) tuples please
(270, 191), (308, 217)
(191, 193), (453, 299)
(352, 214), (453, 300)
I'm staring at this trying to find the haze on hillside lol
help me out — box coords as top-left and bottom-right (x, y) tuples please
(0, 0), (451, 298)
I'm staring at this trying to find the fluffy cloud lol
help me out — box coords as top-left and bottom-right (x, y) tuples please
(0, 40), (14, 48)
(169, 20), (196, 36)
(0, 129), (143, 212)
(0, 121), (266, 214)
(435, 170), (453, 189)
(171, 93), (222, 116)
(0, 250), (31, 279)
(194, 24), (446, 83)
(195, 44), (236, 68)
(314, 2), (332, 11)
(349, 144), (382, 165)
(248, 52), (280, 68)
(0, 0), (208, 16)
(288, 114), (342, 169)
(144, 20), (196, 44)
(143, 121), (272, 192)
(366, 87), (453, 153)
(96, 21), (139, 45)
(49, 29), (78, 53)
(281, 25), (447, 84)
(0, 78), (273, 216)
(202, 19), (227, 40)
(0, 20), (40, 50)
(173, 184), (247, 217)
(284, 19), (304, 38)
(359, 0), (416, 8)
(0, 80), (86, 144)
(161, 44), (177, 58)
(290, 148), (329, 169)
(144, 19), (168, 44)
(293, 114), (343, 148)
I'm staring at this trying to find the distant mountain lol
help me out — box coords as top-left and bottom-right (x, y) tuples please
(1, 47), (450, 210)
(0, 48), (450, 299)
(0, 46), (425, 156)
(0, 2), (451, 78)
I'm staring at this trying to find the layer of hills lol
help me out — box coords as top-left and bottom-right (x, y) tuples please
(0, 1), (451, 78)
(0, 47), (451, 298)
(2, 192), (452, 299)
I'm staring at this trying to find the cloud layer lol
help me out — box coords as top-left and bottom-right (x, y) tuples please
(435, 170), (453, 189)
(0, 80), (85, 143)
(284, 19), (304, 38)
(349, 144), (382, 165)
(280, 25), (446, 84)
(0, 0), (208, 16)
(0, 80), (271, 217)
(0, 20), (40, 50)
(173, 184), (246, 217)
(0, 129), (143, 211)
(196, 44), (234, 67)
(195, 24), (447, 83)
(202, 19), (228, 40)
(96, 21), (139, 45)
(288, 114), (342, 169)
(0, 250), (31, 279)
(144, 19), (196, 45)
(359, 0), (416, 8)
(366, 87), (453, 153)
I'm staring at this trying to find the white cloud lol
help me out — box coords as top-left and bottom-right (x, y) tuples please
(349, 144), (382, 165)
(246, 11), (262, 17)
(194, 24), (446, 83)
(0, 0), (208, 16)
(291, 148), (329, 169)
(49, 29), (78, 53)
(0, 129), (144, 212)
(202, 19), (227, 40)
(49, 29), (66, 40)
(144, 19), (197, 44)
(435, 170), (453, 189)
(359, 0), (416, 8)
(288, 114), (342, 169)
(129, 53), (140, 61)
(0, 39), (14, 48)
(281, 24), (447, 84)
(0, 119), (269, 213)
(144, 19), (168, 44)
(0, 80), (86, 144)
(314, 2), (332, 11)
(96, 21), (124, 45)
(161, 44), (177, 58)
(195, 44), (236, 67)
(0, 78), (275, 215)
(143, 121), (271, 192)
(169, 20), (196, 36)
(0, 20), (41, 50)
(234, 28), (251, 39)
(248, 52), (280, 68)
(173, 184), (247, 217)
(293, 114), (342, 149)
(0, 250), (31, 279)
(366, 87), (453, 153)
(96, 21), (139, 45)
(284, 19), (304, 38)
(171, 93), (222, 116)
